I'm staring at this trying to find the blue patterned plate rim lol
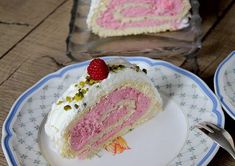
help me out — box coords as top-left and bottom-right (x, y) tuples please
(214, 50), (235, 120)
(2, 56), (225, 166)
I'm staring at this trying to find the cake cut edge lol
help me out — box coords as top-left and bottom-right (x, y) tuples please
(61, 80), (162, 158)
(87, 0), (191, 37)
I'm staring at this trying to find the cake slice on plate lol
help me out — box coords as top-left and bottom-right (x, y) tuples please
(45, 58), (162, 159)
(87, 0), (191, 37)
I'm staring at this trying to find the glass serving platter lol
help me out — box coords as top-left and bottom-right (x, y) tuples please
(66, 0), (202, 61)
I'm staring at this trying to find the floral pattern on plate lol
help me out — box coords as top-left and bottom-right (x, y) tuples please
(2, 57), (224, 166)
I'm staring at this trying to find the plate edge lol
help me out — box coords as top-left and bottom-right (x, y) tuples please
(214, 50), (235, 120)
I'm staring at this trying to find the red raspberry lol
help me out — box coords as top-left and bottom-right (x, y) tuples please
(87, 59), (109, 80)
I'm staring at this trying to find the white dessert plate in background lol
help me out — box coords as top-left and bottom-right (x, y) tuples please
(2, 57), (224, 166)
(214, 51), (235, 120)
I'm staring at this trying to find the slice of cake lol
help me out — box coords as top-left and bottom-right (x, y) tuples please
(87, 0), (191, 37)
(45, 58), (162, 159)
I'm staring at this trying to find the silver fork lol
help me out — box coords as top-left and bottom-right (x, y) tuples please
(196, 122), (235, 159)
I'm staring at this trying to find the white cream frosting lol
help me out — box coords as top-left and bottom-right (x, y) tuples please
(44, 58), (161, 153)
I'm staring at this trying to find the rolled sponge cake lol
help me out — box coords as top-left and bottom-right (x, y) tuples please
(87, 0), (191, 37)
(45, 58), (162, 159)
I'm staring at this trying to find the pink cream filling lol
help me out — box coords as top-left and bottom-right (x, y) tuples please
(96, 0), (183, 29)
(70, 87), (150, 153)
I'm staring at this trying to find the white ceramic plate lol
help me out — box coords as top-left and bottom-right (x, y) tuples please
(2, 57), (225, 166)
(214, 51), (235, 120)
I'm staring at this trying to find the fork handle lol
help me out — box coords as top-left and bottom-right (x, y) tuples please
(227, 148), (235, 159)
(220, 139), (235, 159)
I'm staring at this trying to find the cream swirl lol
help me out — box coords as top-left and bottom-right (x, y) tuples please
(96, 0), (190, 29)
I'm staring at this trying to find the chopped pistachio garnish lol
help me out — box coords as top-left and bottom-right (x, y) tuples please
(135, 66), (140, 72)
(83, 103), (87, 107)
(64, 105), (72, 111)
(74, 104), (79, 109)
(142, 68), (147, 74)
(73, 89), (85, 101)
(86, 75), (90, 80)
(79, 81), (85, 87)
(85, 76), (99, 85)
(85, 80), (89, 84)
(131, 65), (147, 73)
(118, 65), (125, 69)
(109, 64), (125, 72)
(66, 96), (72, 102)
(56, 100), (63, 105)
(74, 93), (82, 101)
(89, 79), (97, 85)
(82, 88), (88, 94)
